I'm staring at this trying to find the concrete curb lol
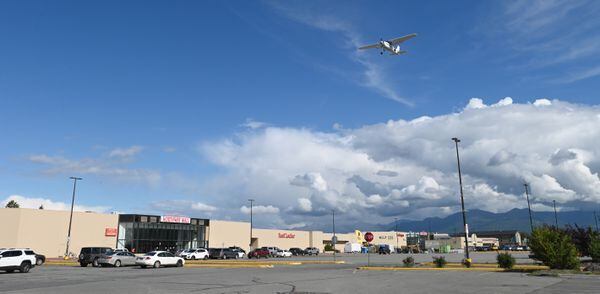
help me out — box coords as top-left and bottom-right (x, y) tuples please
(357, 264), (549, 272)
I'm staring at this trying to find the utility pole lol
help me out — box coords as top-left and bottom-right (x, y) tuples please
(332, 209), (336, 262)
(594, 211), (599, 232)
(248, 199), (254, 251)
(553, 200), (558, 228)
(65, 176), (82, 258)
(395, 217), (399, 254)
(523, 183), (534, 233)
(451, 138), (470, 261)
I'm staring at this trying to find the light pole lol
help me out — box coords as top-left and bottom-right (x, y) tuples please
(248, 199), (254, 251)
(553, 200), (558, 228)
(65, 176), (82, 258)
(523, 183), (534, 232)
(332, 209), (336, 262)
(395, 217), (399, 254)
(594, 211), (599, 232)
(451, 137), (470, 261)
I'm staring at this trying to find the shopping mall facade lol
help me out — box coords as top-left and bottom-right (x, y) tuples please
(1, 208), (408, 257)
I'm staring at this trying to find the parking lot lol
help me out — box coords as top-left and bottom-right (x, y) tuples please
(2, 253), (599, 294)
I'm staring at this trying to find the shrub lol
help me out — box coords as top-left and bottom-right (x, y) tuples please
(590, 236), (600, 262)
(529, 226), (579, 269)
(497, 252), (516, 269)
(564, 224), (598, 257)
(432, 256), (446, 268)
(402, 256), (415, 267)
(324, 244), (334, 252)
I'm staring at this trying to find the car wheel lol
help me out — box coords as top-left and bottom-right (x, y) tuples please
(191, 256), (196, 260)
(20, 262), (31, 273)
(6, 269), (14, 273)
(204, 256), (209, 260)
(223, 255), (227, 260)
(114, 260), (121, 268)
(153, 261), (161, 268)
(80, 263), (88, 267)
(36, 259), (43, 266)
(176, 260), (183, 267)
(92, 258), (99, 267)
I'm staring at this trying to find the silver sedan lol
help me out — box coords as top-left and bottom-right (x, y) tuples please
(98, 252), (137, 267)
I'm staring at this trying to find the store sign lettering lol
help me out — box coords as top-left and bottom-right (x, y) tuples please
(379, 235), (394, 240)
(105, 228), (117, 236)
(160, 215), (191, 224)
(278, 233), (295, 239)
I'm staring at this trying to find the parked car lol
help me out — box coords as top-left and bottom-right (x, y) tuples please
(113, 248), (129, 253)
(181, 248), (209, 260)
(305, 247), (320, 255)
(98, 251), (137, 267)
(377, 245), (391, 255)
(248, 248), (269, 259)
(260, 247), (280, 257)
(78, 247), (113, 267)
(276, 250), (293, 258)
(289, 248), (305, 256)
(0, 248), (37, 273)
(35, 253), (45, 266)
(208, 248), (239, 259)
(229, 247), (246, 259)
(136, 251), (184, 268)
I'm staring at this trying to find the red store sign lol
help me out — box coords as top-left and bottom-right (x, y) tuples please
(160, 215), (191, 224)
(278, 233), (295, 239)
(105, 228), (117, 237)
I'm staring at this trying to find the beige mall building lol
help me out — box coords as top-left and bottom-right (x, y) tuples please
(1, 208), (407, 257)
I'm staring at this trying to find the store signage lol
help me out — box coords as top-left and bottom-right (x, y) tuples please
(379, 235), (394, 240)
(105, 228), (117, 237)
(397, 233), (405, 237)
(160, 215), (191, 224)
(419, 231), (428, 236)
(364, 232), (374, 243)
(278, 233), (295, 239)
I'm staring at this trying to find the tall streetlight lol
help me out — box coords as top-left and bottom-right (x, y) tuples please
(553, 200), (558, 228)
(332, 209), (336, 262)
(65, 176), (82, 258)
(594, 211), (599, 232)
(451, 137), (470, 261)
(394, 217), (399, 254)
(523, 183), (534, 232)
(248, 199), (255, 251)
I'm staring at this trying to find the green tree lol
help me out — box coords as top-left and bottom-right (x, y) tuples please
(5, 200), (20, 208)
(529, 226), (579, 269)
(589, 235), (600, 262)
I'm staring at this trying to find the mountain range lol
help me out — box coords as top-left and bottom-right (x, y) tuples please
(387, 208), (600, 233)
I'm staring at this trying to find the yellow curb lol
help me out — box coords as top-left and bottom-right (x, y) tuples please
(185, 260), (344, 265)
(185, 264), (273, 268)
(358, 266), (505, 272)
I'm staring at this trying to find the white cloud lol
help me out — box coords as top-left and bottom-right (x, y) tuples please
(150, 200), (217, 215)
(241, 118), (269, 130)
(108, 145), (144, 159)
(1, 195), (109, 212)
(240, 205), (280, 214)
(200, 98), (600, 229)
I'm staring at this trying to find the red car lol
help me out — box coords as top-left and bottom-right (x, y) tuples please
(248, 249), (269, 259)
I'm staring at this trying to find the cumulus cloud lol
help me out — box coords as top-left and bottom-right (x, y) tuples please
(1, 195), (109, 212)
(200, 98), (600, 230)
(240, 205), (280, 214)
(150, 200), (217, 216)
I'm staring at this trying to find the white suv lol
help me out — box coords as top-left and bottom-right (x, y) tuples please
(0, 248), (37, 273)
(181, 248), (209, 260)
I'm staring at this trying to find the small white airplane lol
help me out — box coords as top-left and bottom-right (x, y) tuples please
(359, 33), (417, 55)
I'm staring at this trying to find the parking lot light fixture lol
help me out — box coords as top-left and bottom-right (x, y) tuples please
(248, 199), (255, 251)
(523, 183), (534, 233)
(65, 176), (82, 258)
(451, 137), (469, 261)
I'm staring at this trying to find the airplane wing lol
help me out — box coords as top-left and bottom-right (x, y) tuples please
(358, 43), (382, 50)
(389, 33), (417, 45)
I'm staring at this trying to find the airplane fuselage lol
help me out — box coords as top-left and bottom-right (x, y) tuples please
(379, 40), (402, 55)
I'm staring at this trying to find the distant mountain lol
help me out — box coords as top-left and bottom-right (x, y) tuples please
(388, 208), (599, 233)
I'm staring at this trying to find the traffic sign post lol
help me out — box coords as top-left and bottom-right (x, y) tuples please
(365, 232), (374, 267)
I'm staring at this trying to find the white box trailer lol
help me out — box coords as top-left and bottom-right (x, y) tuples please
(344, 243), (362, 253)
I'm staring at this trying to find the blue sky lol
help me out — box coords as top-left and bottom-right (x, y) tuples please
(2, 0), (600, 230)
